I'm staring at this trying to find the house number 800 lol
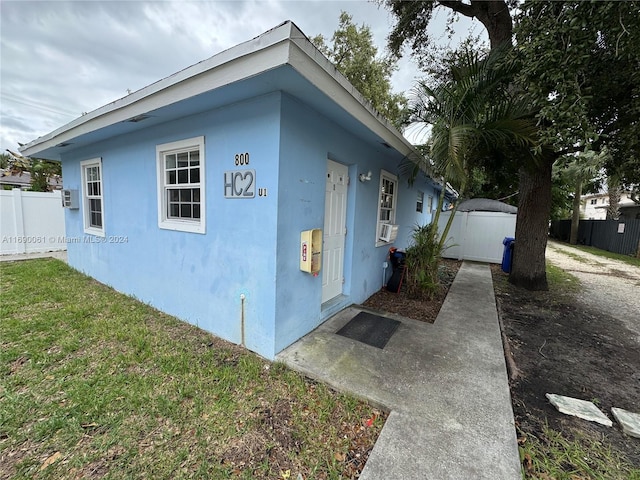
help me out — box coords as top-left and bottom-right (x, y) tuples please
(235, 153), (249, 166)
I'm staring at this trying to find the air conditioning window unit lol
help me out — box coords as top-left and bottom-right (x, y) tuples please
(379, 223), (399, 243)
(61, 189), (79, 209)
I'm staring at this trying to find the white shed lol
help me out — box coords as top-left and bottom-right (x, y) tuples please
(437, 199), (517, 263)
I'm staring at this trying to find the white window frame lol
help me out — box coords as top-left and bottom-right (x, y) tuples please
(80, 158), (105, 237)
(375, 170), (398, 247)
(156, 136), (205, 234)
(427, 195), (434, 213)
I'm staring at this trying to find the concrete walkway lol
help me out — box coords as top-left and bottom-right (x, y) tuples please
(277, 262), (521, 479)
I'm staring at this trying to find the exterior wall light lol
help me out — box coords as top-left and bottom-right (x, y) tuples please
(359, 171), (372, 182)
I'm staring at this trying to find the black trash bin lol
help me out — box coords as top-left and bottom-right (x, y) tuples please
(501, 237), (515, 273)
(386, 248), (406, 293)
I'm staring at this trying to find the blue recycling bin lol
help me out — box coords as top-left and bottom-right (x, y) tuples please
(501, 237), (515, 273)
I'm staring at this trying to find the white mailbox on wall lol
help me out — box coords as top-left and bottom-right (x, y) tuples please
(300, 229), (322, 274)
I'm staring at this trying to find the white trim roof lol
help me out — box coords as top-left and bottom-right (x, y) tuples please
(20, 21), (420, 163)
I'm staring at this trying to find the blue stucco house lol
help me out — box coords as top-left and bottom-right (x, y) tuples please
(21, 21), (446, 359)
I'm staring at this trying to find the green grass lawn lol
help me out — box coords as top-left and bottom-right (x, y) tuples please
(545, 262), (581, 294)
(555, 242), (640, 268)
(519, 425), (640, 480)
(0, 259), (384, 479)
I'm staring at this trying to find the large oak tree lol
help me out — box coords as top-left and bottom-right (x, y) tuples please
(384, 0), (552, 290)
(385, 0), (513, 53)
(516, 0), (640, 203)
(383, 0), (640, 290)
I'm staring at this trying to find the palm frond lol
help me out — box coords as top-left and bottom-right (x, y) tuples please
(408, 43), (540, 191)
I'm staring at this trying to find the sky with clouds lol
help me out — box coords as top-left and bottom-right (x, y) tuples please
(0, 0), (484, 151)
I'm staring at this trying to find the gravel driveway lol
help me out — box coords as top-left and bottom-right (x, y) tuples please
(545, 240), (640, 341)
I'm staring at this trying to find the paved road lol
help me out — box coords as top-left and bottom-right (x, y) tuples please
(546, 240), (640, 341)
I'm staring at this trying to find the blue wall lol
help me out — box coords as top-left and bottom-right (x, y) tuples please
(274, 94), (439, 352)
(62, 93), (283, 358)
(60, 90), (440, 359)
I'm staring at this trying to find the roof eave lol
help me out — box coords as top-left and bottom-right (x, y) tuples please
(20, 21), (420, 164)
(287, 28), (417, 160)
(20, 23), (296, 159)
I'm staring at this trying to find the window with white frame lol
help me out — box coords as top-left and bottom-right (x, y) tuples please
(427, 195), (433, 213)
(81, 158), (104, 236)
(156, 136), (205, 234)
(416, 191), (424, 213)
(376, 170), (398, 245)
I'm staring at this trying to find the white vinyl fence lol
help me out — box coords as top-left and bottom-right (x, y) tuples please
(437, 210), (517, 263)
(0, 189), (67, 255)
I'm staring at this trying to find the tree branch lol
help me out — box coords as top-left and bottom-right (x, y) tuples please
(437, 0), (477, 18)
(437, 0), (513, 48)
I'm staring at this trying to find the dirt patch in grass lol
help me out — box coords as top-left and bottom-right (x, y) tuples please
(9, 355), (28, 373)
(219, 398), (299, 473)
(362, 258), (461, 322)
(491, 265), (640, 477)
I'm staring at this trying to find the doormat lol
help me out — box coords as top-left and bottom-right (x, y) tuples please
(336, 311), (401, 349)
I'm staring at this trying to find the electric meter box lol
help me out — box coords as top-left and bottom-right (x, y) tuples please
(61, 189), (79, 209)
(300, 229), (322, 274)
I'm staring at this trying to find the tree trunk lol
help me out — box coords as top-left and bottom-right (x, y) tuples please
(436, 178), (463, 252)
(569, 179), (582, 244)
(607, 178), (621, 220)
(438, 0), (553, 292)
(509, 162), (553, 290)
(472, 0), (513, 48)
(440, 1), (513, 48)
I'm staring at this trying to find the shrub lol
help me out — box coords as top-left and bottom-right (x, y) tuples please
(404, 224), (442, 300)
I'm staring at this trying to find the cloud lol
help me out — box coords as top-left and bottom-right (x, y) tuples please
(0, 0), (485, 150)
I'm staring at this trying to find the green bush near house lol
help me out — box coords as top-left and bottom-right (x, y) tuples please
(404, 224), (442, 300)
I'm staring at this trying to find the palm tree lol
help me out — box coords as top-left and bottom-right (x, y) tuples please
(401, 47), (540, 299)
(4, 149), (62, 192)
(406, 46), (539, 251)
(555, 148), (608, 244)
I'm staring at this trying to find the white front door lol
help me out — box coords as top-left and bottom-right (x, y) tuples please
(322, 160), (348, 303)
